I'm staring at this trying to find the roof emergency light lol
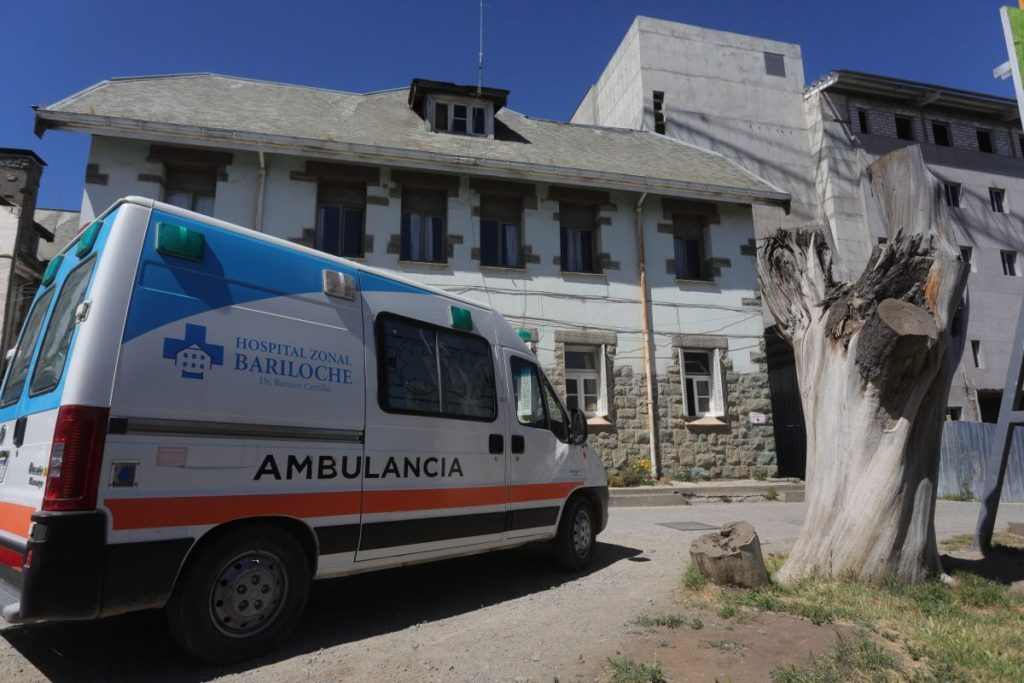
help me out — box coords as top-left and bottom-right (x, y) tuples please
(75, 221), (102, 257)
(450, 306), (473, 331)
(42, 255), (63, 286)
(156, 222), (205, 262)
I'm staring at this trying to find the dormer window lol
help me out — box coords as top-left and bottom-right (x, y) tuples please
(408, 78), (509, 139)
(431, 99), (490, 136)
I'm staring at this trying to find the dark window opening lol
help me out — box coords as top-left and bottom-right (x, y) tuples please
(479, 194), (522, 268)
(1002, 250), (1018, 276)
(932, 122), (951, 147)
(877, 237), (888, 245)
(378, 314), (496, 421)
(316, 182), (366, 258)
(764, 52), (786, 77)
(857, 109), (869, 134)
(434, 102), (448, 131)
(673, 214), (708, 281)
(472, 106), (486, 135)
(653, 90), (666, 135)
(400, 189), (447, 263)
(960, 246), (973, 269)
(945, 407), (962, 421)
(971, 340), (983, 368)
(977, 129), (994, 154)
(559, 203), (598, 274)
(164, 164), (216, 214)
(943, 183), (961, 209)
(990, 188), (1006, 213)
(895, 116), (914, 141)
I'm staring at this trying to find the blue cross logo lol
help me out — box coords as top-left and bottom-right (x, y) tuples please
(162, 324), (224, 380)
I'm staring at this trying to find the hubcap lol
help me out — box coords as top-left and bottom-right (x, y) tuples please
(572, 508), (593, 557)
(210, 551), (287, 637)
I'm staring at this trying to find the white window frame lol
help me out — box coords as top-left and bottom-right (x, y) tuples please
(678, 347), (726, 418)
(563, 344), (607, 418)
(427, 95), (493, 137)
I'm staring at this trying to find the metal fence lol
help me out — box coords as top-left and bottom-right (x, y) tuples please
(938, 421), (1024, 502)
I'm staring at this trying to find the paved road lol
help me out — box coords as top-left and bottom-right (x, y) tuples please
(0, 500), (1017, 682)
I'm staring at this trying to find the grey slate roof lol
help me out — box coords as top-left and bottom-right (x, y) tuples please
(37, 74), (788, 203)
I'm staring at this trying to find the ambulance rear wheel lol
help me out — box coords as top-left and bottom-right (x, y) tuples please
(552, 497), (596, 571)
(167, 525), (310, 664)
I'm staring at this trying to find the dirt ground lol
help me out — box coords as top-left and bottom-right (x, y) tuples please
(588, 609), (862, 683)
(0, 500), (1011, 682)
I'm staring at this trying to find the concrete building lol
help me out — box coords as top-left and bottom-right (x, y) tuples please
(572, 16), (1024, 469)
(0, 149), (59, 355)
(35, 74), (790, 479)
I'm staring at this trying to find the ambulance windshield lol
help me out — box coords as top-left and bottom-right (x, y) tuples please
(0, 288), (56, 407)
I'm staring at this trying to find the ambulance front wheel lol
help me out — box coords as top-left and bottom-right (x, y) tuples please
(166, 524), (311, 664)
(552, 497), (596, 571)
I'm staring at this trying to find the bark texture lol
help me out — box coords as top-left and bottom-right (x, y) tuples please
(689, 522), (770, 588)
(758, 146), (968, 584)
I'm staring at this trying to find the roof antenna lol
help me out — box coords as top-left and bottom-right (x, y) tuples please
(477, 0), (484, 95)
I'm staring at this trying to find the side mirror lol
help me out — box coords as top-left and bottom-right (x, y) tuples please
(570, 409), (588, 445)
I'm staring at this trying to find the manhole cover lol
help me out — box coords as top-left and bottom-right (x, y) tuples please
(658, 522), (718, 532)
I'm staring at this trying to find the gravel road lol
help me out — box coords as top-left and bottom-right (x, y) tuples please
(0, 500), (1016, 683)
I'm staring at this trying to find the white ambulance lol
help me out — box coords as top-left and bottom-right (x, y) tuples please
(0, 197), (607, 662)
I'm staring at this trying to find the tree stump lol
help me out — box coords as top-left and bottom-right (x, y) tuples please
(689, 521), (770, 588)
(757, 145), (969, 585)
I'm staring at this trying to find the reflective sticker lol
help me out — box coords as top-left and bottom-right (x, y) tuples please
(156, 446), (188, 467)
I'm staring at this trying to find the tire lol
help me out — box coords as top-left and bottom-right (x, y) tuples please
(552, 497), (597, 571)
(166, 525), (311, 664)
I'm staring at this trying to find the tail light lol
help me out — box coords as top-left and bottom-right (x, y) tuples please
(42, 405), (109, 512)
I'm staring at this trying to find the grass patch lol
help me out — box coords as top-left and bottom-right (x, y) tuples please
(940, 531), (1024, 551)
(679, 552), (1024, 681)
(633, 613), (688, 629)
(682, 563), (708, 591)
(764, 486), (779, 501)
(605, 656), (666, 683)
(769, 635), (899, 683)
(938, 492), (974, 502)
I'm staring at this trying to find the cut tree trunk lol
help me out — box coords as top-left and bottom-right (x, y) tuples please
(690, 522), (770, 588)
(757, 146), (968, 585)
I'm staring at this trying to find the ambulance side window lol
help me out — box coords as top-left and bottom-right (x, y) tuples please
(511, 357), (546, 428)
(378, 313), (496, 421)
(30, 258), (97, 396)
(541, 377), (569, 442)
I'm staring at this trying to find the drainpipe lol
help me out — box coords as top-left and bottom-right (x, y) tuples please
(635, 191), (660, 478)
(254, 151), (267, 231)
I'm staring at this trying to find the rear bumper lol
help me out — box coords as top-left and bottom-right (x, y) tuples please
(1, 510), (192, 625)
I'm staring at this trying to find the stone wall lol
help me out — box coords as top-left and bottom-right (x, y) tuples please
(551, 340), (777, 480)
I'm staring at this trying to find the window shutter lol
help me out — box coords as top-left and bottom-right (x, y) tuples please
(678, 347), (690, 417)
(598, 344), (608, 417)
(711, 348), (727, 417)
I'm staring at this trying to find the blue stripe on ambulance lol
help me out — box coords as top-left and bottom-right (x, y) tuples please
(0, 208), (120, 422)
(122, 210), (429, 343)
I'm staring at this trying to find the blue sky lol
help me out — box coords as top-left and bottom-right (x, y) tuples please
(2, 0), (1015, 211)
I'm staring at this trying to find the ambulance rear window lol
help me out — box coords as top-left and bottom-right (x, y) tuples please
(0, 288), (56, 407)
(29, 258), (97, 397)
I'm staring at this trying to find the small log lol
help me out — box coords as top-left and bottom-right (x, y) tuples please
(689, 521), (770, 588)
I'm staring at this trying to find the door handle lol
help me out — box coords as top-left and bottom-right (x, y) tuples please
(488, 434), (504, 455)
(511, 435), (525, 454)
(13, 417), (27, 448)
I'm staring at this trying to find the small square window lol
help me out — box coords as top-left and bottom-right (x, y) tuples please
(857, 109), (869, 134)
(990, 188), (1006, 213)
(1002, 250), (1018, 277)
(877, 237), (888, 245)
(451, 104), (468, 134)
(977, 129), (994, 154)
(946, 407), (962, 421)
(944, 183), (961, 209)
(564, 345), (604, 417)
(895, 116), (915, 141)
(932, 122), (951, 147)
(764, 52), (786, 77)
(681, 349), (721, 418)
